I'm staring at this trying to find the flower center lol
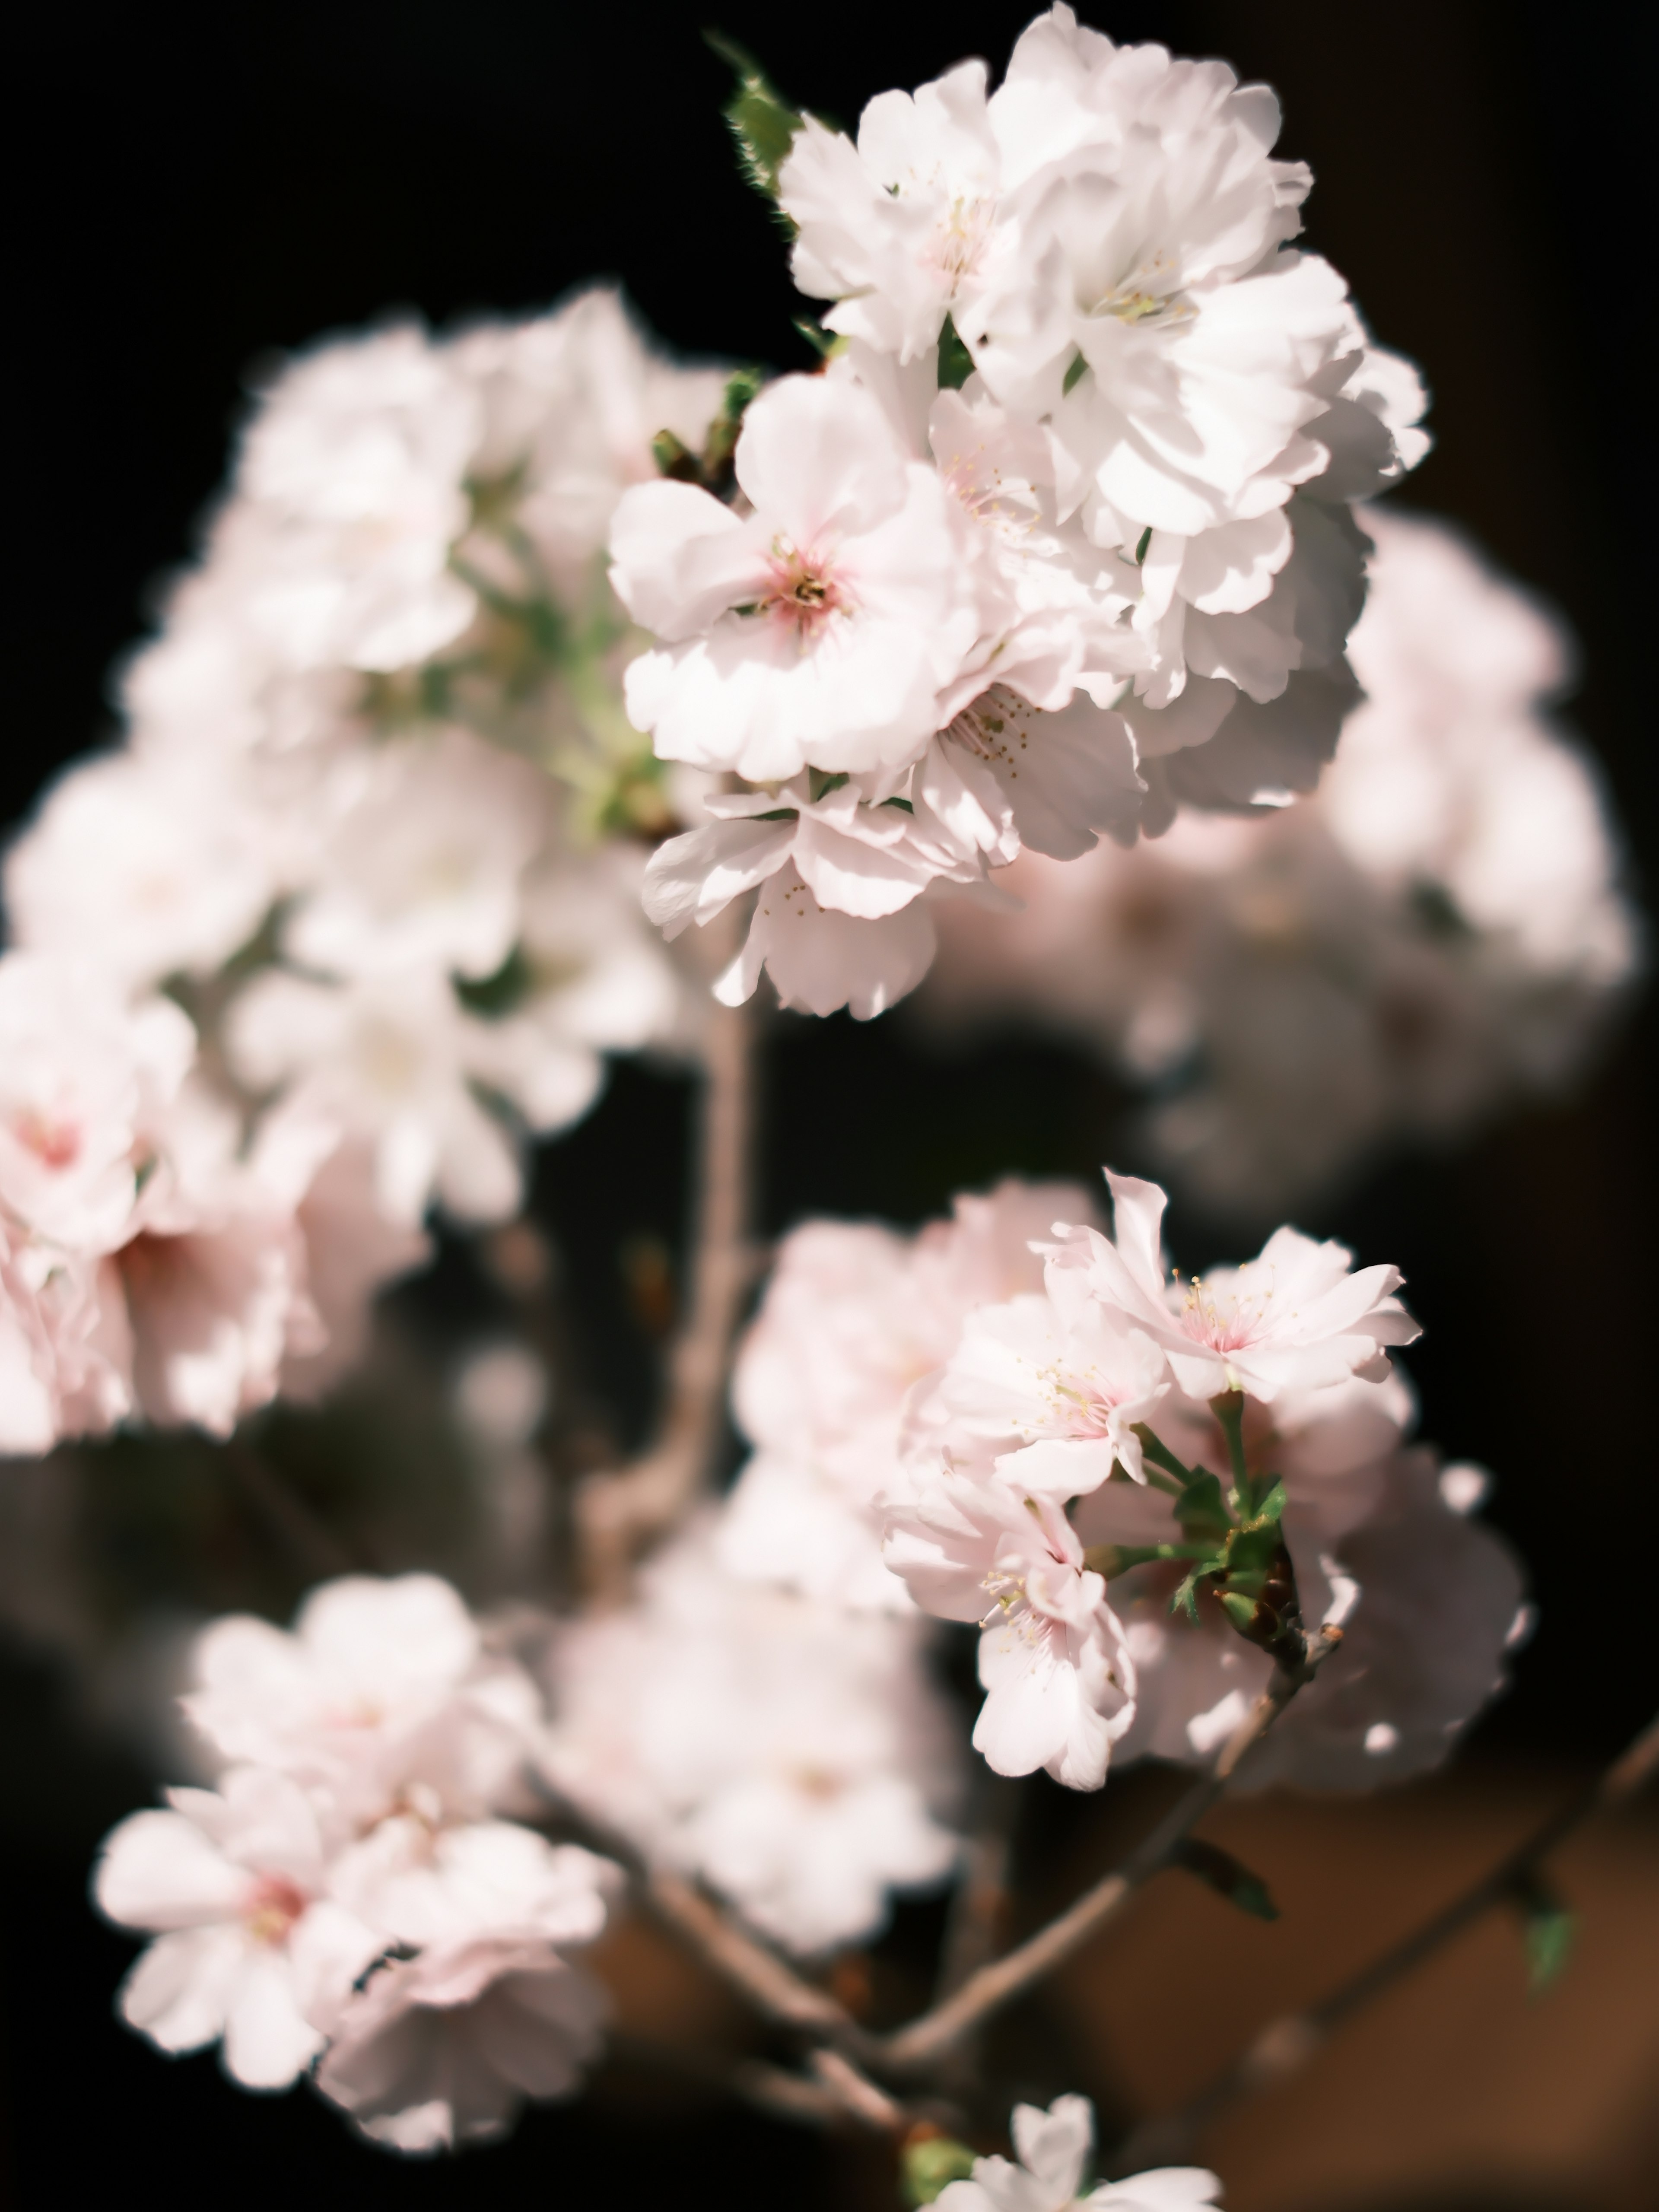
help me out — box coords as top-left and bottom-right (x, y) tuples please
(946, 686), (1035, 769)
(1178, 1271), (1272, 1353)
(10, 1110), (83, 1171)
(757, 540), (848, 641)
(1087, 251), (1194, 330)
(920, 192), (995, 287)
(242, 1872), (308, 1947)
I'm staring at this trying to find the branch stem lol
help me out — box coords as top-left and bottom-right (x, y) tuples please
(1108, 1710), (1659, 2174)
(576, 975), (757, 1600)
(879, 1626), (1343, 2072)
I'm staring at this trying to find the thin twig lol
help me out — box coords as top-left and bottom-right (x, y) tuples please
(605, 2031), (877, 2129)
(642, 1865), (874, 2053)
(1107, 1709), (1659, 2175)
(224, 1435), (361, 1580)
(576, 966), (757, 1600)
(879, 1627), (1344, 2073)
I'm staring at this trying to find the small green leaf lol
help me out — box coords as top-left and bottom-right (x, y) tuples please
(1062, 348), (1089, 396)
(1511, 1874), (1575, 1993)
(652, 427), (699, 481)
(1135, 525), (1153, 564)
(1250, 1478), (1288, 1527)
(882, 795), (915, 813)
(793, 316), (838, 358)
(938, 315), (975, 391)
(808, 767), (850, 801)
(1173, 1837), (1281, 1921)
(1176, 1469), (1232, 1539)
(902, 2134), (978, 2206)
(706, 32), (803, 202)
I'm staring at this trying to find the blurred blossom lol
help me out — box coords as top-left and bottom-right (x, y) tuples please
(541, 1518), (963, 1954)
(921, 509), (1640, 1210)
(935, 2094), (1220, 2212)
(96, 1575), (623, 2149)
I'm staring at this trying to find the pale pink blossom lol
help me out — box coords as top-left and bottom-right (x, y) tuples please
(720, 1182), (1097, 1610)
(1052, 1170), (1417, 1400)
(937, 2094), (1219, 2212)
(611, 372), (988, 782)
(184, 1574), (544, 1830)
(94, 1766), (381, 2090)
(883, 1471), (1136, 1789)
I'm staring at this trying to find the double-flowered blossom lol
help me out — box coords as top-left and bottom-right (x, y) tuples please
(541, 1519), (962, 1954)
(920, 508), (1640, 1211)
(718, 1180), (1099, 1611)
(95, 1575), (623, 2152)
(2, 290), (721, 1450)
(616, 6), (1427, 1020)
(936, 2094), (1220, 2212)
(884, 1166), (1440, 1790)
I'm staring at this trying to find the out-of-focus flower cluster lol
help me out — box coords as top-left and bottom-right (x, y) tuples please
(721, 1173), (1526, 1796)
(2, 290), (723, 1449)
(95, 1574), (621, 2152)
(616, 6), (1428, 1018)
(920, 509), (1640, 1211)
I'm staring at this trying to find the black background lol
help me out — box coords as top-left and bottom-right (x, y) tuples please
(3, 1), (1654, 2199)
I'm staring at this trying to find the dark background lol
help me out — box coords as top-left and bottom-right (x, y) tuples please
(3, 0), (1653, 2199)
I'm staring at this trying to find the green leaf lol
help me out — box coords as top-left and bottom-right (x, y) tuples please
(1173, 1837), (1281, 1921)
(1511, 1874), (1575, 1993)
(1249, 1478), (1287, 1527)
(808, 767), (850, 801)
(882, 795), (915, 813)
(1176, 1468), (1232, 1538)
(1084, 1540), (1216, 1580)
(938, 315), (975, 391)
(705, 31), (803, 202)
(1135, 525), (1153, 564)
(652, 427), (699, 481)
(902, 2134), (978, 2206)
(1062, 348), (1088, 396)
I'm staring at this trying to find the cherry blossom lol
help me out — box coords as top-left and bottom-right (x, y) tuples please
(94, 1766), (381, 2090)
(1052, 1169), (1418, 1399)
(935, 2092), (1220, 2212)
(884, 1470), (1136, 1790)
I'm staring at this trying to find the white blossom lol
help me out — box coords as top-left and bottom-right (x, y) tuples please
(936, 2093), (1220, 2212)
(542, 1522), (962, 1953)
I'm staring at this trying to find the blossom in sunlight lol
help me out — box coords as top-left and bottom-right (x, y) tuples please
(1051, 1169), (1418, 1400)
(184, 1574), (544, 1831)
(543, 1521), (962, 1953)
(95, 1766), (382, 2091)
(936, 2093), (1220, 2212)
(718, 1181), (1098, 1610)
(918, 508), (1638, 1212)
(884, 1470), (1136, 1790)
(611, 372), (988, 783)
(1073, 1375), (1530, 1786)
(313, 1820), (619, 2153)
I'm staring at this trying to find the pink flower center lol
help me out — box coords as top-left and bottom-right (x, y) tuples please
(757, 540), (848, 641)
(10, 1110), (82, 1170)
(1177, 1273), (1271, 1354)
(242, 1873), (308, 1947)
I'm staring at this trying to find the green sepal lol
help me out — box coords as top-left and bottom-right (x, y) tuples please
(902, 2134), (979, 2206)
(1173, 1837), (1281, 1921)
(1175, 1469), (1231, 1539)
(652, 427), (700, 481)
(1062, 349), (1089, 396)
(882, 795), (915, 813)
(808, 767), (851, 801)
(1084, 1540), (1218, 1580)
(793, 316), (839, 359)
(705, 32), (803, 203)
(1135, 525), (1153, 564)
(938, 315), (975, 391)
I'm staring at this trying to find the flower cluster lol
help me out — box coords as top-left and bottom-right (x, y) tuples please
(3, 290), (721, 1448)
(95, 1574), (621, 2152)
(617, 6), (1427, 1018)
(541, 1517), (963, 1955)
(920, 508), (1640, 1210)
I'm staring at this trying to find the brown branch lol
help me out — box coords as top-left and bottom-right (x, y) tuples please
(878, 1626), (1344, 2074)
(1107, 1709), (1659, 2176)
(641, 1865), (874, 2055)
(576, 973), (758, 1600)
(607, 2031), (895, 2131)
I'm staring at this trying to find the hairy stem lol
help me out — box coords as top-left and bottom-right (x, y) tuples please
(1107, 1710), (1659, 2174)
(877, 1626), (1344, 2073)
